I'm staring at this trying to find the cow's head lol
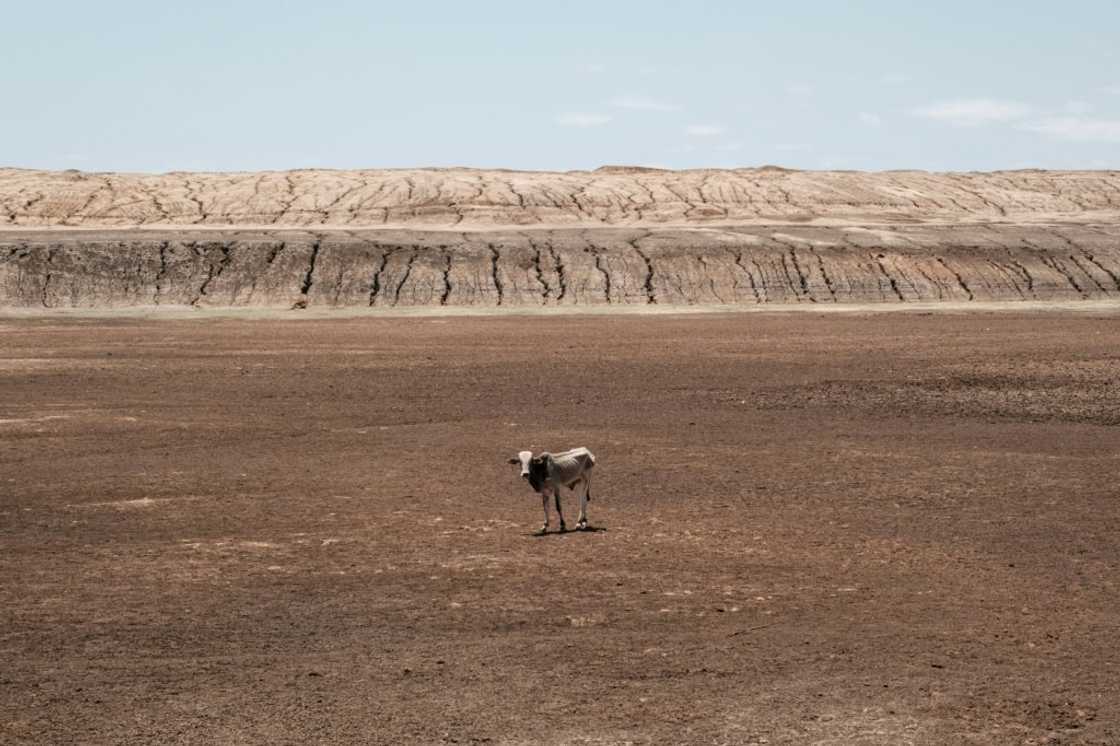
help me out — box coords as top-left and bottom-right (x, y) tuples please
(508, 450), (534, 479)
(508, 450), (552, 492)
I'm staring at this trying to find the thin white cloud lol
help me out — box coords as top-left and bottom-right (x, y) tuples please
(912, 99), (1030, 127)
(1020, 117), (1120, 143)
(858, 112), (883, 127)
(556, 112), (613, 128)
(610, 94), (680, 112)
(686, 124), (726, 137)
(1064, 100), (1096, 115)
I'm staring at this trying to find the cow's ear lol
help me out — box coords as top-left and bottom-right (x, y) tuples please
(508, 457), (520, 465)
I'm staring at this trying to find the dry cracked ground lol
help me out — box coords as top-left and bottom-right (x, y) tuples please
(1, 313), (1119, 744)
(1, 167), (1120, 310)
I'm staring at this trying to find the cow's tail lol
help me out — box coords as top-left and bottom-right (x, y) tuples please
(587, 452), (596, 501)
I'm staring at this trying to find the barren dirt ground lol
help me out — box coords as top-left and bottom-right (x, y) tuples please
(2, 313), (1119, 744)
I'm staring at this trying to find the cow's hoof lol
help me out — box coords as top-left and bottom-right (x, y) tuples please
(559, 524), (567, 533)
(576, 522), (589, 531)
(536, 526), (549, 535)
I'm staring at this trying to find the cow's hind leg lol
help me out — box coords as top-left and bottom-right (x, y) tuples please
(554, 488), (566, 532)
(576, 476), (590, 530)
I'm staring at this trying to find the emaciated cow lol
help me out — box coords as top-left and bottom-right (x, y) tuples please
(509, 447), (596, 533)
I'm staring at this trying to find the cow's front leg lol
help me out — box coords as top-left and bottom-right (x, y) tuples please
(553, 487), (566, 532)
(538, 492), (550, 534)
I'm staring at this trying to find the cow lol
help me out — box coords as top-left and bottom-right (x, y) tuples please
(509, 447), (596, 534)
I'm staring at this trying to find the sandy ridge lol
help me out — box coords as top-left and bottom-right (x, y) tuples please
(3, 166), (1120, 229)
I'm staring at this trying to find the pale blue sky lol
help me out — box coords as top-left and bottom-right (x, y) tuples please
(3, 1), (1118, 172)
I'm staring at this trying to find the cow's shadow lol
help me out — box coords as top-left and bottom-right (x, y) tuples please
(529, 526), (608, 538)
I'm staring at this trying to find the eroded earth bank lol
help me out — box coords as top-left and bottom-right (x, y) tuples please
(2, 167), (1119, 309)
